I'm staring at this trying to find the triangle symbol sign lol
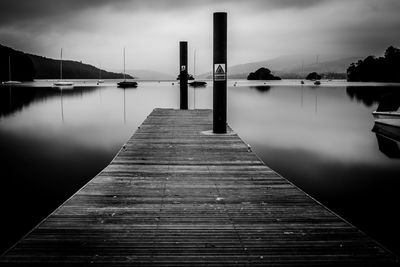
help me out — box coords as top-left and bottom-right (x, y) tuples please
(216, 65), (225, 74)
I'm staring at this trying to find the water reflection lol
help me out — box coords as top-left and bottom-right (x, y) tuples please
(0, 85), (99, 118)
(301, 86), (303, 107)
(369, 91), (400, 158)
(0, 86), (35, 117)
(1, 81), (400, 256)
(229, 82), (400, 255)
(346, 86), (400, 107)
(192, 85), (207, 109)
(60, 88), (64, 123)
(249, 85), (271, 93)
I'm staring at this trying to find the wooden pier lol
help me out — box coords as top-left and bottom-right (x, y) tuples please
(0, 108), (398, 266)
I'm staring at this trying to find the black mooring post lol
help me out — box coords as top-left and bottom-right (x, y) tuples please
(213, 12), (227, 133)
(179, 41), (188, 110)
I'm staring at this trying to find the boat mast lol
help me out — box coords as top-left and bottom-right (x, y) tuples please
(60, 48), (63, 80)
(8, 56), (11, 81)
(123, 47), (126, 81)
(194, 49), (196, 80)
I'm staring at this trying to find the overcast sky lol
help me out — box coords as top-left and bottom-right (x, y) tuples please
(1, 0), (400, 75)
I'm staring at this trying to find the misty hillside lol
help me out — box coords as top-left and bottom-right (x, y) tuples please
(28, 54), (131, 80)
(198, 54), (361, 79)
(1, 43), (130, 80)
(124, 69), (175, 80)
(0, 44), (35, 81)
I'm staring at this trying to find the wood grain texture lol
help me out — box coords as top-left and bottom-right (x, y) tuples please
(0, 108), (398, 266)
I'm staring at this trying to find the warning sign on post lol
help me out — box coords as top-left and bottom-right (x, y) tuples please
(214, 64), (226, 81)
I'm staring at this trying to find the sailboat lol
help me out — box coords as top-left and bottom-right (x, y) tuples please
(2, 56), (21, 85)
(54, 48), (74, 87)
(117, 47), (137, 88)
(313, 55), (321, 85)
(97, 64), (104, 84)
(189, 50), (207, 88)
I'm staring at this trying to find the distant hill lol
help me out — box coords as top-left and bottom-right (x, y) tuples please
(0, 44), (35, 81)
(124, 69), (174, 80)
(1, 43), (130, 80)
(198, 54), (361, 79)
(28, 54), (131, 80)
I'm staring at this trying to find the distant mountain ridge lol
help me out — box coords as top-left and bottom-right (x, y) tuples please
(199, 54), (361, 79)
(124, 69), (175, 80)
(1, 44), (131, 80)
(28, 54), (131, 80)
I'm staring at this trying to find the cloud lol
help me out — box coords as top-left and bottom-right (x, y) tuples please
(0, 0), (328, 26)
(1, 0), (400, 75)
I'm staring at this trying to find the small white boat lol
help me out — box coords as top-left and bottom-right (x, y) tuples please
(53, 48), (74, 87)
(373, 113), (400, 139)
(97, 64), (104, 84)
(54, 81), (74, 86)
(2, 56), (21, 85)
(372, 94), (400, 142)
(371, 93), (400, 157)
(372, 93), (400, 119)
(2, 80), (21, 85)
(372, 111), (400, 120)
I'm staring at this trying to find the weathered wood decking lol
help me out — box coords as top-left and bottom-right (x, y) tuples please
(0, 108), (398, 266)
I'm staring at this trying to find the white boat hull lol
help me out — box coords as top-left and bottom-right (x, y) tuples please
(54, 81), (74, 86)
(372, 111), (400, 119)
(2, 81), (21, 85)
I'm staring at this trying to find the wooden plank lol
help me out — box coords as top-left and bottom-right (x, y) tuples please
(0, 108), (398, 266)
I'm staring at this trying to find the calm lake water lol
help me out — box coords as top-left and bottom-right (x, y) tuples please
(0, 80), (399, 255)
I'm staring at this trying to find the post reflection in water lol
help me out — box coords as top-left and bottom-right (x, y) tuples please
(60, 88), (64, 123)
(57, 85), (75, 124)
(9, 86), (12, 109)
(315, 92), (318, 114)
(301, 85), (303, 108)
(124, 88), (126, 124)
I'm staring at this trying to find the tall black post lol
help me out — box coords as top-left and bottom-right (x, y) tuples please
(179, 41), (188, 109)
(213, 12), (227, 133)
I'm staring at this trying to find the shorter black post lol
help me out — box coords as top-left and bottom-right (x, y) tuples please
(213, 12), (227, 133)
(180, 41), (188, 109)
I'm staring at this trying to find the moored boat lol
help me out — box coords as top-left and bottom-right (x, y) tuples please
(54, 81), (74, 86)
(2, 80), (21, 85)
(2, 56), (21, 85)
(118, 47), (138, 88)
(53, 48), (74, 87)
(188, 81), (207, 87)
(372, 93), (400, 119)
(188, 49), (207, 88)
(117, 80), (138, 88)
